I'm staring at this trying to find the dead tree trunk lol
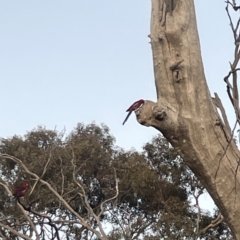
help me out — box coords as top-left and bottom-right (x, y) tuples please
(137, 0), (240, 238)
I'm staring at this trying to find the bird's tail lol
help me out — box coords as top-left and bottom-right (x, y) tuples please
(122, 111), (132, 125)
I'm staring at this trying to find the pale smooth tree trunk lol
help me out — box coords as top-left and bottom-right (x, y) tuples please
(137, 0), (240, 238)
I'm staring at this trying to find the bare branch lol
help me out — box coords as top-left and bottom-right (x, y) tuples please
(224, 2), (240, 126)
(192, 187), (204, 239)
(59, 157), (65, 196)
(225, 1), (240, 11)
(70, 149), (108, 239)
(212, 93), (232, 135)
(29, 147), (54, 196)
(99, 168), (119, 217)
(17, 202), (40, 240)
(0, 153), (108, 240)
(0, 182), (40, 240)
(199, 213), (224, 235)
(225, 3), (240, 43)
(0, 222), (32, 240)
(18, 198), (60, 240)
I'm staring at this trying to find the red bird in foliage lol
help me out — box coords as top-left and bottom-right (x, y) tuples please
(122, 99), (145, 125)
(13, 182), (29, 199)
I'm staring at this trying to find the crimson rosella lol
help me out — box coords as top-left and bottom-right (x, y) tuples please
(13, 181), (29, 199)
(122, 99), (145, 125)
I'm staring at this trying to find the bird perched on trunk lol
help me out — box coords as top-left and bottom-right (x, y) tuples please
(13, 181), (29, 199)
(122, 99), (144, 125)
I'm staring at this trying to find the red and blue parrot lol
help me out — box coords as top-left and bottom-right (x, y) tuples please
(122, 99), (145, 125)
(13, 181), (29, 199)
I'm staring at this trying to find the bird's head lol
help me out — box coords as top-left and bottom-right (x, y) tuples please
(138, 99), (145, 107)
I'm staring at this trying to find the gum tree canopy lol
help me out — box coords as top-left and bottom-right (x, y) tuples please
(137, 0), (240, 239)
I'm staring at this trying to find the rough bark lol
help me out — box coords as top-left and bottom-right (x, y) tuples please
(137, 0), (240, 238)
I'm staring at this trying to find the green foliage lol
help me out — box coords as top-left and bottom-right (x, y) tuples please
(0, 123), (233, 239)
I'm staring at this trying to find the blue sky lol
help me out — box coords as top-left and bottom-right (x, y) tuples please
(0, 0), (236, 151)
